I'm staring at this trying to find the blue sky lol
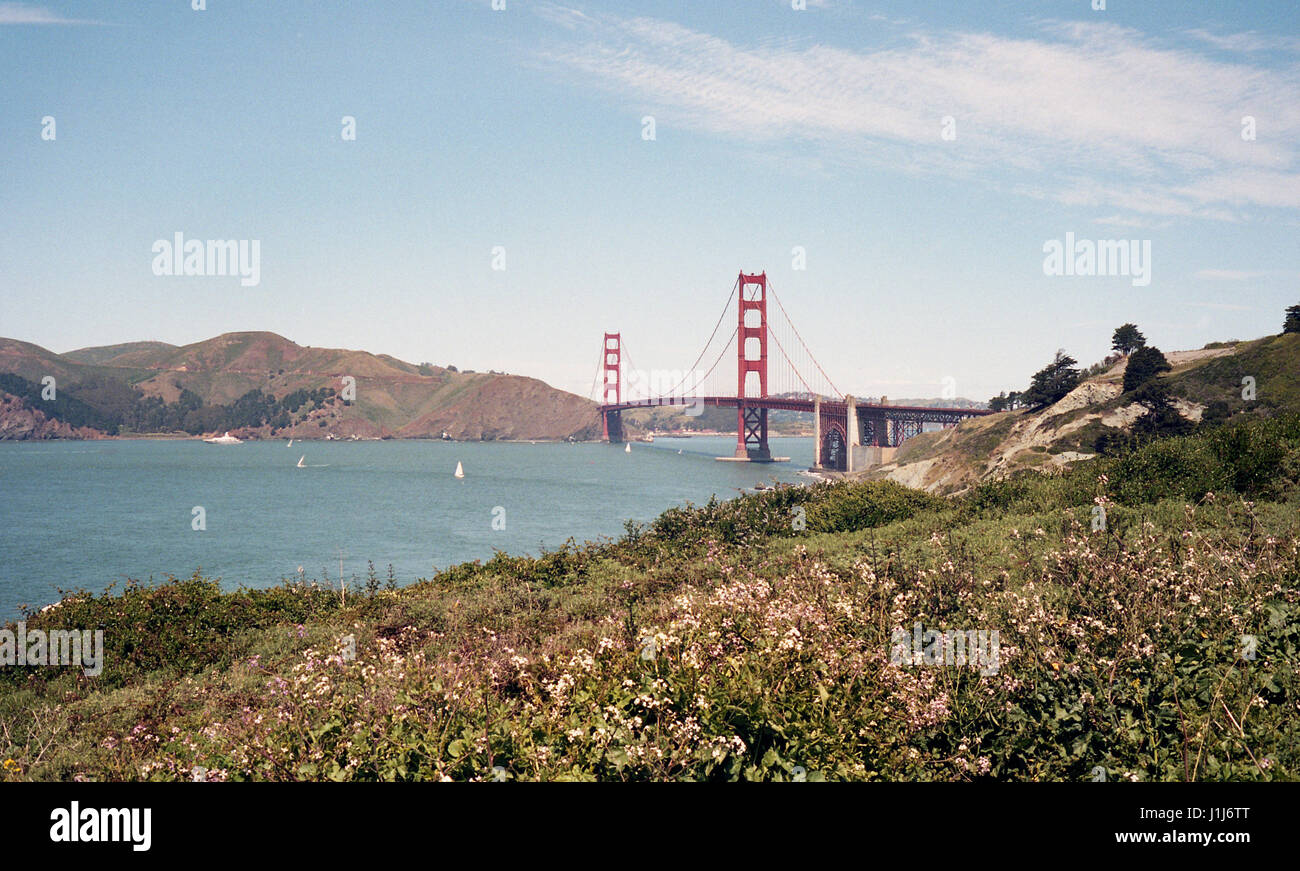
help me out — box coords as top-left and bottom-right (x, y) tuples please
(1, 0), (1298, 402)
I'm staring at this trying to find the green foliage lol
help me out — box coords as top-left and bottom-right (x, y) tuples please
(803, 480), (946, 533)
(0, 373), (120, 434)
(1023, 350), (1080, 410)
(1110, 437), (1229, 504)
(0, 373), (337, 436)
(2, 574), (344, 692)
(1097, 413), (1300, 503)
(480, 539), (594, 588)
(1122, 345), (1172, 393)
(1129, 381), (1192, 440)
(1284, 304), (1300, 334)
(1111, 323), (1146, 356)
(1203, 416), (1298, 499)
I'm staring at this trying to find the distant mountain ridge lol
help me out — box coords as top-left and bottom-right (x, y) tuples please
(0, 331), (601, 441)
(62, 341), (178, 366)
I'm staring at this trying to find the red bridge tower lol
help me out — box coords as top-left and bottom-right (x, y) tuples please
(735, 272), (771, 461)
(601, 332), (623, 442)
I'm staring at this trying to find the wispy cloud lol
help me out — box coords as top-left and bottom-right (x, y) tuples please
(0, 3), (104, 25)
(532, 8), (1300, 221)
(1184, 28), (1300, 54)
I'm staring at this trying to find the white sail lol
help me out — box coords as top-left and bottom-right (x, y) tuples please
(625, 442), (631, 453)
(297, 455), (306, 468)
(454, 461), (465, 478)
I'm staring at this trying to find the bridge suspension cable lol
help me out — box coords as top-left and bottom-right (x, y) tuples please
(766, 278), (842, 399)
(656, 274), (739, 398)
(587, 347), (605, 402)
(767, 325), (816, 397)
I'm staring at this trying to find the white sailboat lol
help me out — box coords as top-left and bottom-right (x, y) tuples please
(625, 442), (632, 453)
(287, 439), (293, 447)
(454, 461), (465, 478)
(297, 455), (306, 468)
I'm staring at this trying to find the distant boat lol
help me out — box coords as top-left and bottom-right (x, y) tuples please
(678, 449), (683, 454)
(625, 442), (632, 454)
(297, 455), (306, 468)
(287, 439), (293, 447)
(203, 431), (242, 445)
(454, 461), (465, 478)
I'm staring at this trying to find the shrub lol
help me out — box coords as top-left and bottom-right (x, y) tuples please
(804, 480), (946, 533)
(1110, 437), (1229, 504)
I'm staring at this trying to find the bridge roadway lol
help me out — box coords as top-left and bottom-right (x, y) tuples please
(598, 396), (993, 472)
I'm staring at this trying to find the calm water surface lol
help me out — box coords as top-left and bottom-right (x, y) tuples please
(0, 437), (814, 618)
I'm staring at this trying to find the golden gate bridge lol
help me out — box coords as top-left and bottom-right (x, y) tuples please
(593, 271), (991, 472)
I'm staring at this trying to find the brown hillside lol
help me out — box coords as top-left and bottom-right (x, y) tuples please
(0, 334), (600, 441)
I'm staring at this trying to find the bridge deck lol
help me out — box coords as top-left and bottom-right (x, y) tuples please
(599, 396), (993, 417)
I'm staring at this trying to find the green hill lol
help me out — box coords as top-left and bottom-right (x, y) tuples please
(0, 332), (601, 441)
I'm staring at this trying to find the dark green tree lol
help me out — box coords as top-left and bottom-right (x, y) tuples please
(1130, 380), (1192, 438)
(988, 392), (1008, 412)
(1111, 323), (1146, 356)
(1022, 350), (1080, 409)
(1122, 345), (1172, 393)
(1284, 304), (1300, 334)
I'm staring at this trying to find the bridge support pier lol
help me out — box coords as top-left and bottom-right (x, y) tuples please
(603, 409), (623, 444)
(735, 403), (771, 461)
(812, 397), (821, 468)
(846, 395), (859, 473)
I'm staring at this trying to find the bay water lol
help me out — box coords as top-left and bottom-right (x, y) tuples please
(0, 436), (814, 619)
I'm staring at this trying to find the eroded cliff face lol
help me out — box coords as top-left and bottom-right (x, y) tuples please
(863, 346), (1244, 495)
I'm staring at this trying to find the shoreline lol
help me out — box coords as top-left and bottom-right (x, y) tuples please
(2, 433), (818, 444)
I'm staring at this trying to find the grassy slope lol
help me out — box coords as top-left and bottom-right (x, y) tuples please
(63, 341), (179, 366)
(3, 414), (1298, 782)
